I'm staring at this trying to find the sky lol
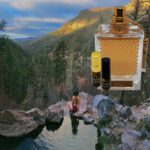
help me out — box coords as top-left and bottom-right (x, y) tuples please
(0, 0), (130, 39)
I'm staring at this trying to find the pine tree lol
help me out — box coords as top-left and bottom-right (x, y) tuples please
(53, 41), (67, 85)
(52, 41), (67, 99)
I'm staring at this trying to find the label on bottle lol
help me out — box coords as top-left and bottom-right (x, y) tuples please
(102, 78), (111, 90)
(93, 72), (100, 87)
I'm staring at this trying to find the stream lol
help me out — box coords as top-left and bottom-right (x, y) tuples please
(0, 116), (101, 150)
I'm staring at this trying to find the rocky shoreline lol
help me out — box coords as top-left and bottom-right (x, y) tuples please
(0, 92), (150, 150)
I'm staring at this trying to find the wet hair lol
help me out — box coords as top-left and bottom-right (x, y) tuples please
(73, 87), (79, 96)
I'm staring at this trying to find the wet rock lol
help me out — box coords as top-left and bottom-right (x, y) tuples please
(119, 106), (132, 119)
(83, 114), (94, 124)
(46, 102), (64, 123)
(0, 109), (45, 138)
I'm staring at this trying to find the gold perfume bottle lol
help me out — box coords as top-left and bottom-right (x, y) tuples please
(91, 52), (101, 87)
(95, 7), (148, 90)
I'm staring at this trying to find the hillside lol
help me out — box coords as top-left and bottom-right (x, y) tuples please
(0, 37), (28, 110)
(21, 8), (113, 52)
(21, 1), (149, 52)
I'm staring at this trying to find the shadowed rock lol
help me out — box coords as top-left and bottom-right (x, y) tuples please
(0, 108), (45, 138)
(46, 102), (64, 123)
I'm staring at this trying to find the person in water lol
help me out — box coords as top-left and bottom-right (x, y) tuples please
(72, 87), (80, 113)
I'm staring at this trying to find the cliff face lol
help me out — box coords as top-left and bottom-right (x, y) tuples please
(52, 8), (112, 36)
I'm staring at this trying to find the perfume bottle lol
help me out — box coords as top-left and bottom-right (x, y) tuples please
(102, 57), (111, 90)
(91, 52), (101, 87)
(95, 6), (148, 90)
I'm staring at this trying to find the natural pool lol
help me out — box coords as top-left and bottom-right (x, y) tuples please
(0, 116), (103, 150)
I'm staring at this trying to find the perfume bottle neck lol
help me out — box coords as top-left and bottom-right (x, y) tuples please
(111, 7), (129, 34)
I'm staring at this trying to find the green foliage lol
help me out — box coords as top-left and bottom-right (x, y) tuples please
(26, 49), (49, 106)
(0, 37), (28, 103)
(98, 134), (110, 145)
(53, 41), (67, 85)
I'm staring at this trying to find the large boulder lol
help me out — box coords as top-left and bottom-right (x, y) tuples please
(92, 95), (115, 120)
(46, 102), (64, 123)
(0, 108), (45, 138)
(26, 108), (45, 125)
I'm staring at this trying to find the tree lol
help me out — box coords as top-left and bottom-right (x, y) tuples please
(130, 0), (141, 21)
(53, 41), (67, 85)
(0, 37), (28, 103)
(53, 41), (67, 99)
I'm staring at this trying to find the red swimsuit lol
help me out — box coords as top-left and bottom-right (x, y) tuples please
(72, 104), (78, 112)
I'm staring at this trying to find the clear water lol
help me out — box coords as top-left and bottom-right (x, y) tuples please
(0, 117), (100, 150)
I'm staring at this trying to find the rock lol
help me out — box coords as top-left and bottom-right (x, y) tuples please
(121, 130), (141, 147)
(46, 102), (64, 123)
(0, 109), (45, 138)
(92, 95), (109, 108)
(100, 128), (110, 135)
(136, 140), (150, 150)
(145, 115), (150, 132)
(117, 122), (125, 128)
(26, 108), (45, 125)
(128, 115), (137, 122)
(115, 104), (123, 113)
(75, 92), (93, 116)
(92, 95), (115, 120)
(117, 144), (132, 150)
(83, 114), (94, 124)
(109, 122), (117, 129)
(119, 106), (132, 119)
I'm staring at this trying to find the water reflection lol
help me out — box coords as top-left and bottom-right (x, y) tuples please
(0, 117), (99, 150)
(70, 116), (79, 135)
(0, 125), (44, 150)
(95, 128), (104, 150)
